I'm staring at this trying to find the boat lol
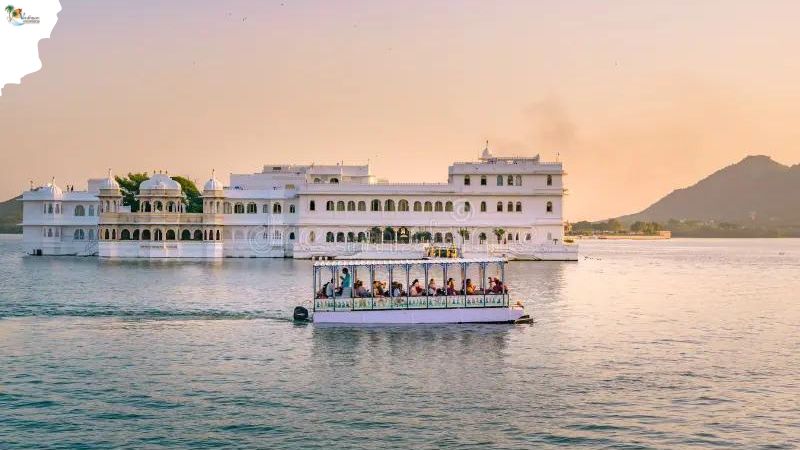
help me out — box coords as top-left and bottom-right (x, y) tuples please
(294, 257), (531, 324)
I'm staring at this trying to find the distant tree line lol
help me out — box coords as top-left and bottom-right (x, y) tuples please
(568, 218), (800, 238)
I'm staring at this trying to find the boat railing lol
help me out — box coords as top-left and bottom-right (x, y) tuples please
(314, 292), (508, 312)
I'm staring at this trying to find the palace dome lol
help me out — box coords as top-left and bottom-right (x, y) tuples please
(204, 177), (223, 191)
(141, 173), (181, 190)
(39, 182), (62, 197)
(98, 176), (119, 190)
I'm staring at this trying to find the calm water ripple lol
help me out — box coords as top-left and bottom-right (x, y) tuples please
(0, 236), (799, 449)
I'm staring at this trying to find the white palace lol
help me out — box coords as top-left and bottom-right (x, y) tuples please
(20, 148), (578, 261)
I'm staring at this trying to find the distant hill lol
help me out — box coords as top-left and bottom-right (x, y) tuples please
(619, 155), (800, 227)
(0, 196), (22, 234)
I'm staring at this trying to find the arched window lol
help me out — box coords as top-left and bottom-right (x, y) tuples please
(398, 200), (409, 211)
(434, 232), (443, 243)
(434, 201), (442, 212)
(515, 175), (522, 186)
(464, 201), (471, 212)
(497, 175), (504, 186)
(73, 229), (85, 240)
(167, 201), (176, 212)
(413, 201), (422, 212)
(309, 231), (316, 243)
(326, 201), (335, 211)
(154, 229), (163, 241)
(357, 232), (366, 242)
(385, 199), (395, 211)
(326, 232), (334, 242)
(516, 202), (522, 212)
(464, 175), (471, 186)
(508, 175), (514, 186)
(273, 203), (282, 214)
(103, 229), (109, 240)
(371, 199), (381, 211)
(289, 204), (296, 213)
(88, 205), (95, 216)
(526, 233), (532, 241)
(289, 232), (295, 240)
(314, 178), (322, 183)
(47, 228), (53, 237)
(74, 205), (85, 216)
(424, 201), (432, 212)
(507, 201), (514, 213)
(216, 230), (221, 240)
(497, 202), (503, 212)
(445, 232), (453, 243)
(120, 229), (130, 240)
(193, 230), (202, 240)
(154, 201), (163, 212)
(480, 201), (486, 212)
(347, 232), (355, 242)
(181, 230), (191, 240)
(357, 201), (366, 211)
(112, 229), (116, 240)
(547, 175), (553, 186)
(546, 201), (553, 213)
(262, 204), (270, 214)
(142, 229), (151, 240)
(336, 232), (345, 242)
(479, 232), (487, 243)
(234, 203), (244, 214)
(55, 204), (60, 214)
(337, 201), (345, 211)
(445, 201), (453, 212)
(330, 178), (339, 184)
(247, 203), (257, 214)
(47, 204), (53, 214)
(347, 201), (356, 211)
(223, 202), (232, 214)
(309, 200), (315, 211)
(480, 175), (487, 186)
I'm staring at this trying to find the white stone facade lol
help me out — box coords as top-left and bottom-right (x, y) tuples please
(20, 151), (578, 260)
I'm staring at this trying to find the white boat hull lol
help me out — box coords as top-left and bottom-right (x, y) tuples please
(313, 307), (526, 324)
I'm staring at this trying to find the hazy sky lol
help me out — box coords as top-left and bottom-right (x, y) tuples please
(2, 0), (799, 220)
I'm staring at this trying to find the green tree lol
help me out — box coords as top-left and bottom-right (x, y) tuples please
(458, 228), (470, 243)
(493, 228), (506, 243)
(5, 5), (14, 20)
(606, 218), (624, 233)
(630, 221), (646, 233)
(115, 172), (149, 212)
(171, 176), (202, 213)
(369, 226), (383, 244)
(383, 226), (396, 242)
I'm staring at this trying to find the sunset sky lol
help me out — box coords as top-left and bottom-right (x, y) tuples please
(2, 0), (799, 220)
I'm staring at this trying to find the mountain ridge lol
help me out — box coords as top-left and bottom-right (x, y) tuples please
(618, 155), (800, 226)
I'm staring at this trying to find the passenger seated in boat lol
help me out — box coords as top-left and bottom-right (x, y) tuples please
(427, 278), (438, 296)
(325, 279), (335, 298)
(465, 279), (476, 295)
(491, 277), (506, 294)
(354, 280), (369, 297)
(410, 279), (424, 296)
(373, 280), (387, 297)
(446, 278), (457, 295)
(391, 282), (404, 297)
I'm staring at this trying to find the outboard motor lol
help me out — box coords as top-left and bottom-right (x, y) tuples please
(293, 306), (310, 322)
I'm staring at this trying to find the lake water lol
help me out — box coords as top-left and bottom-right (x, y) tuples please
(0, 236), (798, 449)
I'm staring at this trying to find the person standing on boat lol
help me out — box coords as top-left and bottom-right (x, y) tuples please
(340, 268), (352, 288)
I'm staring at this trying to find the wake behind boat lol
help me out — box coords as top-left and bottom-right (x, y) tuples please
(294, 257), (531, 324)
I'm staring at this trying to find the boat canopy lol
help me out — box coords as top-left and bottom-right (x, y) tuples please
(312, 257), (507, 268)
